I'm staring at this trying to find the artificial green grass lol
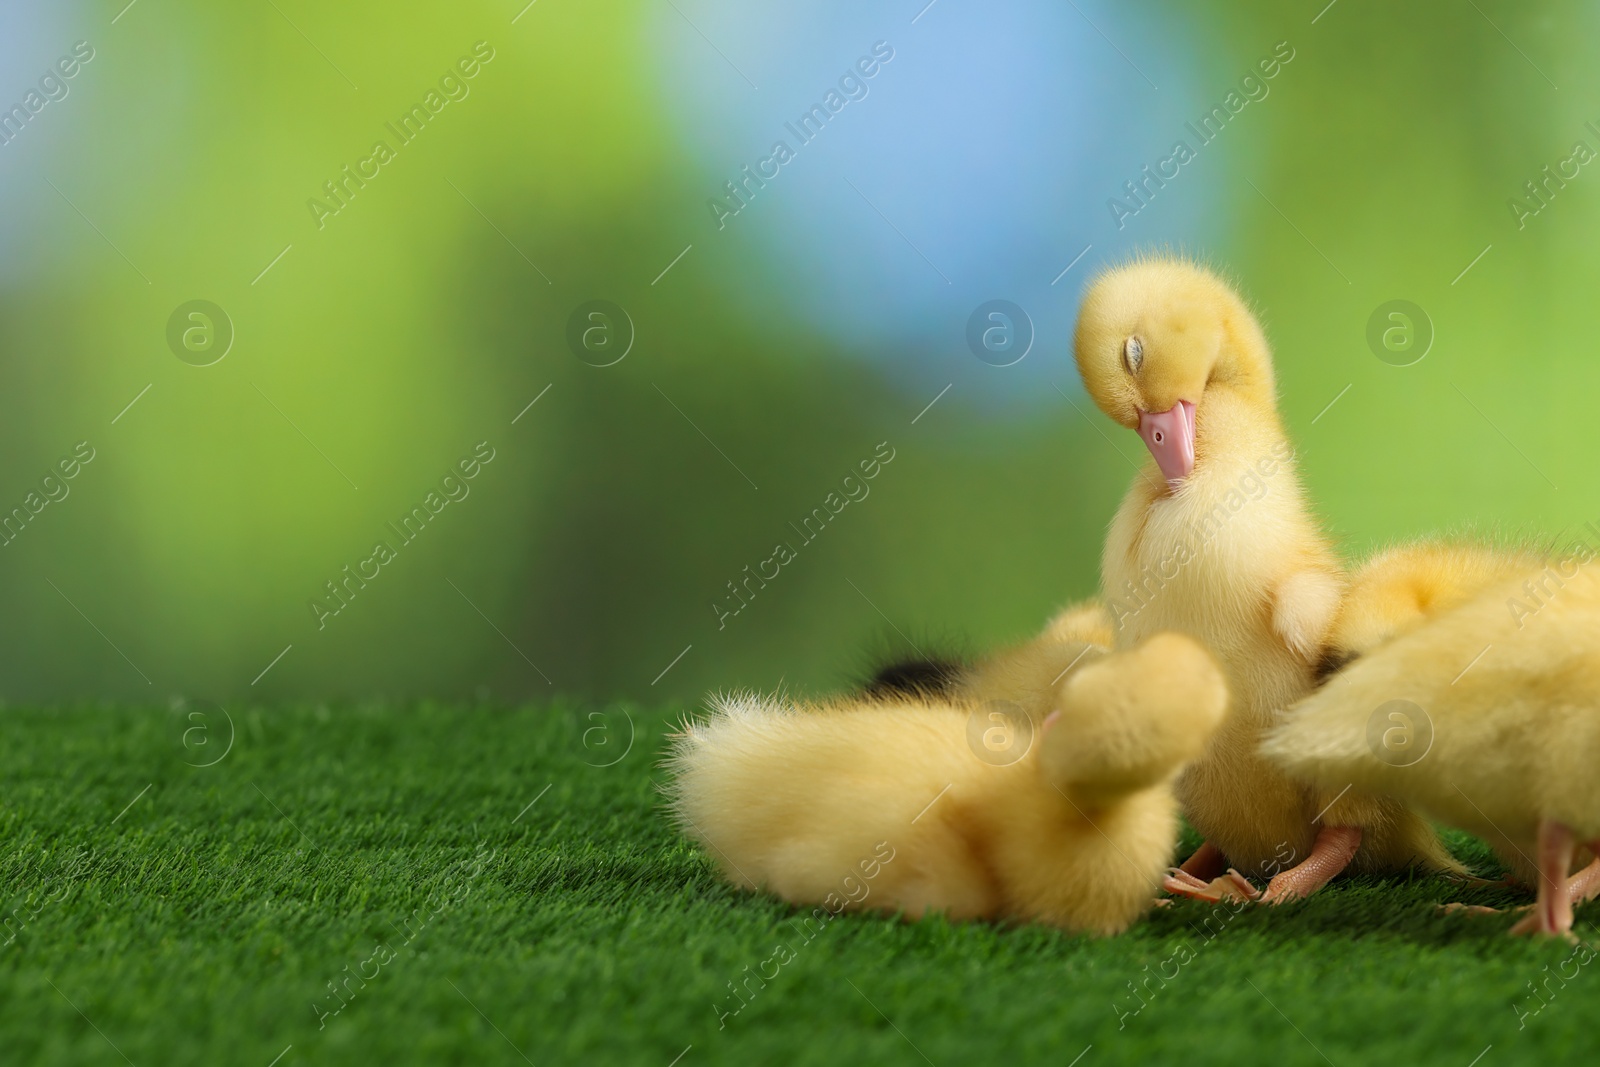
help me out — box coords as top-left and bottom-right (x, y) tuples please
(1, 704), (1594, 1066)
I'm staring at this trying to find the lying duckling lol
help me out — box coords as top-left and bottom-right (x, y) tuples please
(862, 599), (1110, 710)
(951, 599), (1113, 711)
(861, 657), (966, 700)
(1264, 544), (1600, 935)
(1074, 257), (1456, 902)
(667, 633), (1226, 936)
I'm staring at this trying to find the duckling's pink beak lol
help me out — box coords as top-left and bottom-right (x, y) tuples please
(1137, 401), (1196, 484)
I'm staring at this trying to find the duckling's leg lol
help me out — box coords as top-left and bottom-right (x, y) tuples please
(1176, 840), (1229, 880)
(1565, 850), (1600, 906)
(1440, 853), (1600, 925)
(1260, 826), (1362, 904)
(1509, 820), (1576, 937)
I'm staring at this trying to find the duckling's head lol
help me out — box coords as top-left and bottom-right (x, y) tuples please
(1074, 257), (1275, 485)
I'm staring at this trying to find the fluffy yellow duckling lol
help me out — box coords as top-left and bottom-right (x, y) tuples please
(668, 633), (1227, 936)
(1264, 539), (1600, 935)
(1075, 257), (1456, 902)
(862, 599), (1111, 712)
(1314, 537), (1544, 676)
(950, 599), (1113, 711)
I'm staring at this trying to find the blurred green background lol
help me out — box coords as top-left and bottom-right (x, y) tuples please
(0, 0), (1589, 706)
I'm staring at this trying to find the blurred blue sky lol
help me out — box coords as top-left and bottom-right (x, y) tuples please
(652, 0), (1241, 407)
(0, 5), (82, 286)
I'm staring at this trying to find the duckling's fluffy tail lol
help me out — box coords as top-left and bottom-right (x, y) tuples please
(664, 689), (1016, 921)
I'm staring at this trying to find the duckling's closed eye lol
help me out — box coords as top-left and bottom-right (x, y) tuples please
(1123, 335), (1144, 375)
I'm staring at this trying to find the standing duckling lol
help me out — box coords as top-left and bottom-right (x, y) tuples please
(1280, 538), (1542, 881)
(1263, 550), (1600, 936)
(1074, 257), (1452, 902)
(668, 633), (1227, 936)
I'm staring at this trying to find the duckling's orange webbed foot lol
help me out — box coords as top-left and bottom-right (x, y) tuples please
(1163, 867), (1260, 904)
(1260, 825), (1363, 904)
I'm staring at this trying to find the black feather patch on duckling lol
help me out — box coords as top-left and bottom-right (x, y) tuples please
(863, 658), (965, 699)
(1312, 648), (1358, 687)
